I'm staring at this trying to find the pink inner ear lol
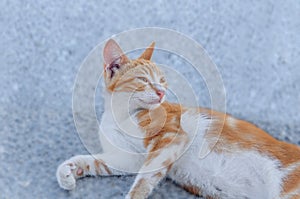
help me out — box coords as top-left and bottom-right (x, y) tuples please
(103, 39), (129, 79)
(103, 39), (125, 66)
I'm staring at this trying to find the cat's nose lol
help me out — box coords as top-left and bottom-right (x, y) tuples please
(156, 90), (165, 100)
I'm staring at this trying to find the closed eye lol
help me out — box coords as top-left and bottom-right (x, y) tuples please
(137, 77), (149, 83)
(160, 77), (166, 83)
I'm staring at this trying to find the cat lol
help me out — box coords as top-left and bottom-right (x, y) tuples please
(56, 39), (300, 199)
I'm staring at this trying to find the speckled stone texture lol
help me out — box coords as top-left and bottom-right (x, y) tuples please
(0, 1), (299, 199)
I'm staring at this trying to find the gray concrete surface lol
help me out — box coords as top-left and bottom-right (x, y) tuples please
(0, 1), (300, 198)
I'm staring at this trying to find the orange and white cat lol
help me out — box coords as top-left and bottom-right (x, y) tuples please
(57, 39), (300, 199)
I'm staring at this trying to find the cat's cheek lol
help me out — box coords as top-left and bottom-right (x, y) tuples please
(136, 100), (149, 109)
(131, 97), (144, 109)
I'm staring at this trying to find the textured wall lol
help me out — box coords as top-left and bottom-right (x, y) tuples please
(1, 1), (299, 198)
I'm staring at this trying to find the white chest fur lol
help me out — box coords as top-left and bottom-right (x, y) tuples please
(99, 109), (146, 154)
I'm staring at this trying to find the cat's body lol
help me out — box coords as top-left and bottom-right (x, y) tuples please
(102, 100), (285, 199)
(57, 39), (300, 199)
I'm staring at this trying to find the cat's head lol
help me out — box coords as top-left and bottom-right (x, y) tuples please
(102, 39), (167, 110)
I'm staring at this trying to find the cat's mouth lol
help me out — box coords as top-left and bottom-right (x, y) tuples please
(139, 98), (162, 105)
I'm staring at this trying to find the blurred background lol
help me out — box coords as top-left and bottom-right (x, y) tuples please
(1, 1), (299, 198)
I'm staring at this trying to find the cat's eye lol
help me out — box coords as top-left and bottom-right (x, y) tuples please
(138, 77), (148, 83)
(160, 77), (166, 83)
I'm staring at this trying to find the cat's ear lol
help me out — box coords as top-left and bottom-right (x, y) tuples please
(138, 42), (155, 60)
(103, 39), (129, 68)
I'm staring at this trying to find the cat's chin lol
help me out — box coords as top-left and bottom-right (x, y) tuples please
(137, 99), (164, 110)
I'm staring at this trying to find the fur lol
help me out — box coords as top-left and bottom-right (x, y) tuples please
(57, 39), (300, 199)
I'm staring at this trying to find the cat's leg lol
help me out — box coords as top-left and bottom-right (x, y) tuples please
(125, 132), (189, 199)
(56, 152), (144, 190)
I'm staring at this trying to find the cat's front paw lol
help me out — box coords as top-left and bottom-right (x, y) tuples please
(56, 161), (77, 190)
